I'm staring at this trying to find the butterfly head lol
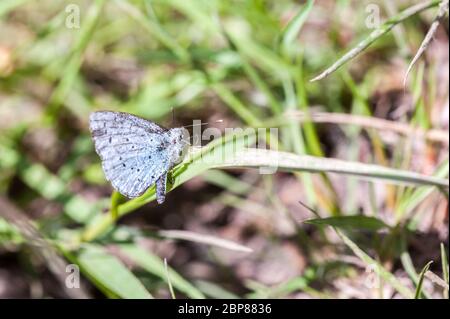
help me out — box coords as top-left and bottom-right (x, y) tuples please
(167, 127), (190, 164)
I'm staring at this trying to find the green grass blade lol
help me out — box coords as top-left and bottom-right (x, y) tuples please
(400, 252), (432, 299)
(211, 83), (262, 126)
(110, 191), (124, 221)
(414, 261), (433, 299)
(305, 216), (390, 231)
(114, 0), (190, 63)
(310, 0), (441, 82)
(46, 0), (105, 119)
(281, 0), (315, 54)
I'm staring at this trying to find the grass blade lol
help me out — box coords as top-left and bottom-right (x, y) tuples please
(281, 0), (315, 53)
(46, 0), (106, 118)
(441, 243), (449, 298)
(119, 244), (205, 299)
(414, 261), (433, 299)
(216, 148), (449, 188)
(305, 216), (390, 231)
(164, 258), (176, 299)
(336, 229), (414, 298)
(82, 141), (448, 242)
(404, 0), (449, 86)
(310, 0), (441, 82)
(158, 229), (253, 253)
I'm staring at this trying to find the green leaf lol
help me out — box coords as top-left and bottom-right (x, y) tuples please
(305, 216), (389, 231)
(73, 245), (153, 299)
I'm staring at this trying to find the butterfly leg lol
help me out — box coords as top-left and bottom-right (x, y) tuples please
(155, 174), (167, 204)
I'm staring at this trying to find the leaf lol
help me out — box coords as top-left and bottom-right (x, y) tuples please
(73, 245), (153, 299)
(305, 216), (389, 231)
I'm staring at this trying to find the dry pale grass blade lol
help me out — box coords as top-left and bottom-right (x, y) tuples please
(0, 197), (91, 298)
(310, 0), (441, 82)
(425, 270), (450, 290)
(164, 258), (176, 299)
(404, 0), (449, 87)
(281, 111), (449, 145)
(158, 230), (253, 253)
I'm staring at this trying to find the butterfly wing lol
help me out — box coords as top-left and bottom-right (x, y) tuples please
(89, 111), (170, 198)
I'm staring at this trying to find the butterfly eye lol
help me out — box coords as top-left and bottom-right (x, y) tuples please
(178, 150), (183, 156)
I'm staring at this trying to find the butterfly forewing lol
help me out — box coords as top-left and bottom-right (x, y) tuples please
(89, 111), (170, 198)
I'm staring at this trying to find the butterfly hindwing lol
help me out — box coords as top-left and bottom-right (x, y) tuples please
(89, 111), (170, 198)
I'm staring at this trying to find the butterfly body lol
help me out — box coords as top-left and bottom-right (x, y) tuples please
(89, 111), (188, 204)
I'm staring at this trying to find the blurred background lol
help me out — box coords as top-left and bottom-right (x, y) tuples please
(0, 0), (448, 299)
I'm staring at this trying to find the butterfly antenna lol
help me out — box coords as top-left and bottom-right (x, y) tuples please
(171, 107), (175, 126)
(182, 119), (223, 128)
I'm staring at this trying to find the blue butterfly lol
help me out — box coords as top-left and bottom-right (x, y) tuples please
(89, 111), (189, 204)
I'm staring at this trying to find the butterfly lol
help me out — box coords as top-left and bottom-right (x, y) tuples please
(89, 111), (189, 204)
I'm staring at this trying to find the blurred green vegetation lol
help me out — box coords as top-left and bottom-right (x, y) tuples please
(0, 0), (448, 299)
